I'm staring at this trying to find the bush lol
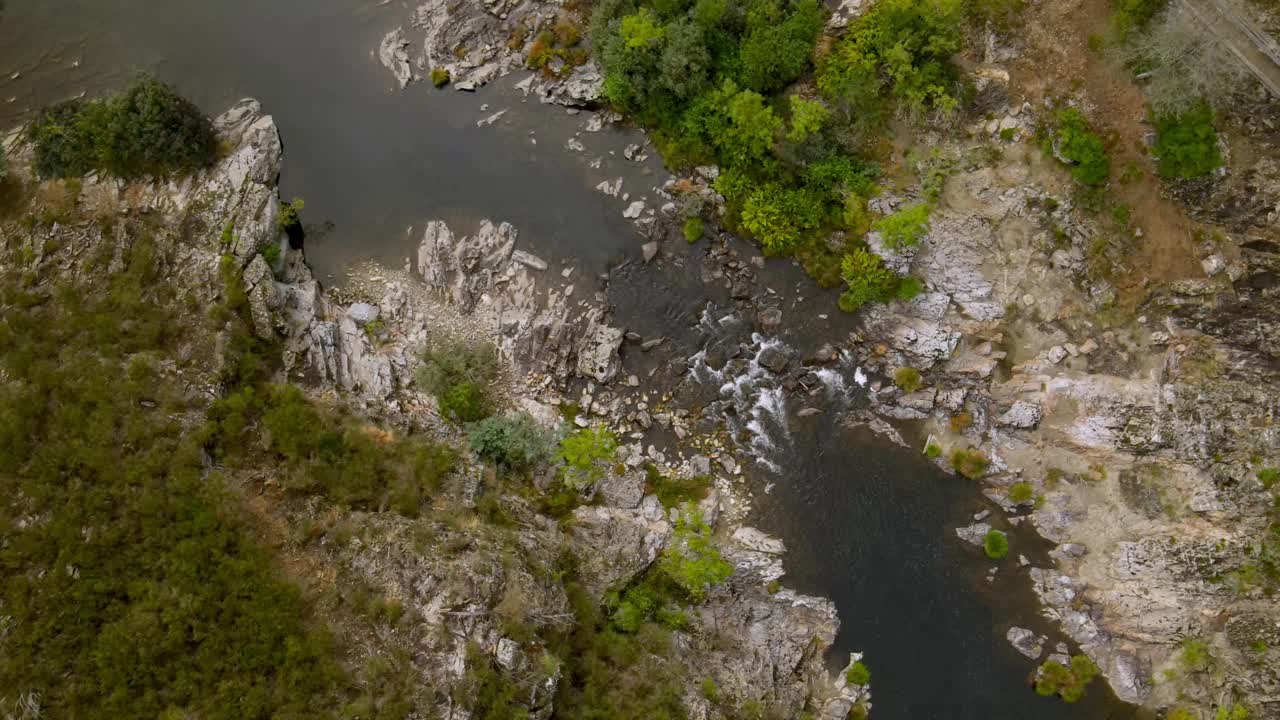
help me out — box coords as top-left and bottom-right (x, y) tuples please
(468, 412), (553, 470)
(1007, 481), (1034, 504)
(925, 442), (942, 458)
(874, 202), (932, 248)
(558, 426), (619, 489)
(660, 507), (733, 601)
(683, 215), (705, 242)
(1153, 104), (1221, 180)
(416, 341), (498, 423)
(741, 184), (822, 255)
(1112, 0), (1168, 41)
(817, 0), (965, 119)
(1048, 108), (1109, 186)
(1179, 637), (1212, 672)
(431, 67), (451, 87)
(1258, 467), (1280, 488)
(27, 74), (216, 179)
(983, 529), (1009, 559)
(1035, 655), (1100, 703)
(846, 661), (872, 686)
(893, 367), (923, 392)
(1216, 705), (1252, 720)
(787, 95), (830, 143)
(950, 447), (989, 479)
(645, 465), (712, 509)
(838, 248), (899, 313)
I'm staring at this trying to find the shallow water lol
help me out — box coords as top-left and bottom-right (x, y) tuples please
(1, 3), (1140, 718)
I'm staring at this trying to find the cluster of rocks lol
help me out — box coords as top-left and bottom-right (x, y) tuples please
(377, 0), (602, 104)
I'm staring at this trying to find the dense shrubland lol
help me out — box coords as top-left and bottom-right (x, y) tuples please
(591, 0), (983, 312)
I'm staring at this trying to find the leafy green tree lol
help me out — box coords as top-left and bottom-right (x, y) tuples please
(1153, 103), (1221, 179)
(657, 20), (712, 100)
(838, 248), (898, 313)
(719, 81), (782, 167)
(557, 426), (619, 489)
(741, 184), (822, 255)
(787, 95), (831, 143)
(660, 507), (733, 600)
(736, 0), (824, 93)
(874, 202), (931, 248)
(620, 8), (665, 48)
(818, 0), (964, 118)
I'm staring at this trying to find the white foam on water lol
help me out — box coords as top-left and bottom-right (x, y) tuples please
(854, 367), (868, 387)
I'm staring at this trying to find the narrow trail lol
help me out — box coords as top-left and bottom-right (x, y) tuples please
(1179, 0), (1280, 98)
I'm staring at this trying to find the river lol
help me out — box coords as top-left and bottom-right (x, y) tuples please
(0, 2), (1141, 718)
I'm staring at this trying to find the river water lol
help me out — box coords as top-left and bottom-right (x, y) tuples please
(1, 2), (1140, 718)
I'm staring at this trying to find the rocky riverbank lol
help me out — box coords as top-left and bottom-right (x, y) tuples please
(365, 0), (1280, 713)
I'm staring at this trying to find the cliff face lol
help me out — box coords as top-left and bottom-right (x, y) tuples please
(851, 102), (1280, 712)
(0, 101), (867, 719)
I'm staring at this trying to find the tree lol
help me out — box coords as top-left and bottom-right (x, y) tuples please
(660, 508), (733, 600)
(1153, 103), (1221, 180)
(657, 20), (711, 100)
(741, 184), (822, 255)
(838, 248), (898, 313)
(787, 96), (831, 143)
(719, 82), (782, 168)
(1050, 108), (1109, 186)
(557, 427), (619, 489)
(736, 0), (824, 93)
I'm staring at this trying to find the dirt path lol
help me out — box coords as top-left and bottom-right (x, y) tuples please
(1007, 0), (1211, 296)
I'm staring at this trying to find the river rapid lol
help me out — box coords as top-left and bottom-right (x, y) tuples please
(0, 2), (1140, 718)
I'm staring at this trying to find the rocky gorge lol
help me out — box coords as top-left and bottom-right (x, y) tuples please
(366, 0), (1280, 715)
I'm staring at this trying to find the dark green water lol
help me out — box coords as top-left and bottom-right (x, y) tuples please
(1, 3), (1141, 718)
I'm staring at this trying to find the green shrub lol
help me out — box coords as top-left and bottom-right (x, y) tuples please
(431, 67), (450, 87)
(925, 442), (942, 458)
(1258, 467), (1280, 488)
(1008, 481), (1034, 504)
(874, 202), (932, 248)
(787, 95), (830, 143)
(27, 74), (216, 179)
(893, 367), (923, 392)
(741, 184), (822, 255)
(1049, 108), (1109, 186)
(660, 507), (733, 601)
(416, 340), (498, 423)
(1166, 708), (1197, 720)
(951, 448), (989, 479)
(1112, 0), (1169, 40)
(645, 464), (712, 509)
(838, 248), (899, 313)
(846, 661), (872, 686)
(278, 197), (305, 229)
(1216, 705), (1252, 720)
(983, 529), (1009, 559)
(817, 0), (965, 118)
(558, 426), (619, 489)
(683, 215), (705, 242)
(895, 275), (924, 300)
(1035, 655), (1100, 703)
(1153, 103), (1221, 180)
(468, 412), (553, 470)
(1179, 637), (1212, 672)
